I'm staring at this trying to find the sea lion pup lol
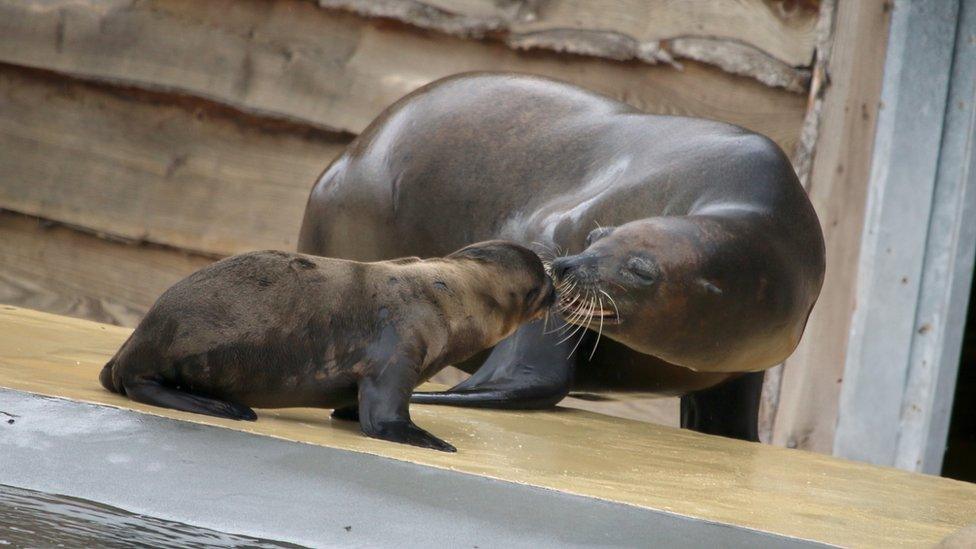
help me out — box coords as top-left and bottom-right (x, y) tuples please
(99, 241), (555, 452)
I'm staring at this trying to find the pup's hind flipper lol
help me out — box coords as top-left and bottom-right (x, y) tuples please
(124, 378), (257, 421)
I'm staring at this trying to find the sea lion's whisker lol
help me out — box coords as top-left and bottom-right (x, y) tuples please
(557, 310), (588, 345)
(564, 289), (594, 335)
(598, 289), (620, 319)
(555, 286), (580, 311)
(547, 286), (581, 334)
(567, 293), (596, 358)
(556, 301), (588, 334)
(556, 294), (591, 341)
(589, 296), (605, 361)
(543, 318), (568, 335)
(555, 318), (583, 341)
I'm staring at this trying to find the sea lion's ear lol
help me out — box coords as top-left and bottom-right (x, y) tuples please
(585, 226), (616, 247)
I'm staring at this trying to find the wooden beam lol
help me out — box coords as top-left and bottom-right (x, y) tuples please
(0, 0), (807, 153)
(0, 211), (212, 327)
(0, 67), (348, 257)
(771, 0), (892, 453)
(319, 0), (818, 90)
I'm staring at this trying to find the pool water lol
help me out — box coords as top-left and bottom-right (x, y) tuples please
(0, 484), (303, 548)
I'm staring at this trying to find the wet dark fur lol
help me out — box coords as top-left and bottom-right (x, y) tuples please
(100, 243), (554, 452)
(298, 72), (826, 441)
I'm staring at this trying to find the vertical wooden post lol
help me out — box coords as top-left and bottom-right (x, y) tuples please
(772, 0), (892, 452)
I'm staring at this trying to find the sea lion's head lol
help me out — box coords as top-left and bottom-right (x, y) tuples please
(549, 218), (732, 366)
(449, 240), (556, 326)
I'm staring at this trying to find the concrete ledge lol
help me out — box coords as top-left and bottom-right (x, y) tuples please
(1, 306), (975, 546)
(0, 389), (822, 548)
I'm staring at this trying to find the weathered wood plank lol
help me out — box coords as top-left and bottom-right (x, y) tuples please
(0, 212), (213, 327)
(0, 67), (348, 257)
(0, 0), (807, 153)
(320, 0), (817, 89)
(771, 0), (892, 453)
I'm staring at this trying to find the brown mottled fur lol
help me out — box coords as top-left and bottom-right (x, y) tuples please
(100, 241), (553, 451)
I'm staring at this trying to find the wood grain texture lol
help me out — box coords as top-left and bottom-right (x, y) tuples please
(0, 67), (348, 257)
(320, 0), (817, 89)
(758, 0), (837, 445)
(0, 212), (212, 327)
(508, 0), (818, 67)
(772, 0), (892, 453)
(2, 305), (974, 548)
(0, 0), (807, 153)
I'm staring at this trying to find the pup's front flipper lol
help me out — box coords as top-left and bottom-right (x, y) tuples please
(357, 359), (456, 452)
(368, 419), (456, 452)
(124, 378), (257, 421)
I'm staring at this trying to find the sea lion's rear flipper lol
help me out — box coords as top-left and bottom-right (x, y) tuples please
(358, 358), (456, 452)
(411, 319), (574, 409)
(123, 378), (257, 421)
(680, 371), (764, 442)
(330, 406), (359, 421)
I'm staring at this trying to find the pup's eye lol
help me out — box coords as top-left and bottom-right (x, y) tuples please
(625, 257), (660, 284)
(524, 289), (539, 302)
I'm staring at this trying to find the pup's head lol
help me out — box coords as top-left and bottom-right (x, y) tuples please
(449, 240), (556, 324)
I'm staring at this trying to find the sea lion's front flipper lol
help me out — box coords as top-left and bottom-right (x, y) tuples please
(358, 358), (456, 452)
(123, 378), (257, 421)
(411, 319), (575, 409)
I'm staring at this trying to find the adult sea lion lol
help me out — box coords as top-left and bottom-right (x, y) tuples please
(99, 242), (555, 452)
(298, 72), (826, 441)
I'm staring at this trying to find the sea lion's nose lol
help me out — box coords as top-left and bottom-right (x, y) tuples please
(550, 257), (573, 280)
(551, 255), (590, 281)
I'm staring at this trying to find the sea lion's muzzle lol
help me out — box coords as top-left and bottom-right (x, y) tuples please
(550, 254), (600, 284)
(551, 253), (622, 324)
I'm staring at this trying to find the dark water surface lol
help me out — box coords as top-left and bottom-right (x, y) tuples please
(0, 484), (304, 548)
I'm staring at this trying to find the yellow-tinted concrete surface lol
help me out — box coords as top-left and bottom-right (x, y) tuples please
(1, 305), (974, 547)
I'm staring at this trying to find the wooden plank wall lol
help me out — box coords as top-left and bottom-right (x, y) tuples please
(771, 0), (893, 453)
(0, 0), (854, 435)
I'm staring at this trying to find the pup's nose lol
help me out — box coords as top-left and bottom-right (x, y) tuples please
(542, 278), (557, 307)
